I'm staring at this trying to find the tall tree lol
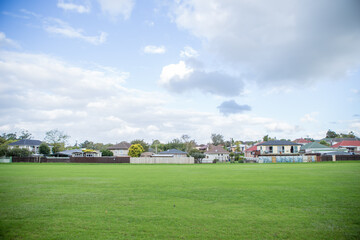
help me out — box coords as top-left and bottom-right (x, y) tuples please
(44, 129), (70, 153)
(19, 130), (32, 140)
(39, 143), (50, 155)
(326, 129), (339, 138)
(211, 133), (224, 146)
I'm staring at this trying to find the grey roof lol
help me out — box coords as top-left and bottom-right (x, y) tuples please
(8, 139), (43, 146)
(158, 149), (187, 154)
(258, 140), (301, 146)
(108, 141), (131, 150)
(300, 142), (331, 150)
(205, 145), (230, 154)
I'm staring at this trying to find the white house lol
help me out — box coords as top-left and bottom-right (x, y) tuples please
(108, 141), (131, 156)
(8, 139), (52, 154)
(204, 145), (230, 163)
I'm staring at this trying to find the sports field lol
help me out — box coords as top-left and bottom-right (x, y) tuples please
(0, 162), (359, 239)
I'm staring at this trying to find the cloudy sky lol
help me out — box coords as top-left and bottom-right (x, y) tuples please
(0, 0), (359, 144)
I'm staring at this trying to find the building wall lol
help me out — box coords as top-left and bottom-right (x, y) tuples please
(205, 153), (229, 162)
(111, 149), (129, 156)
(258, 145), (300, 154)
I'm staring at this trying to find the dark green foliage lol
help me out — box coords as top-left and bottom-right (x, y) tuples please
(39, 143), (50, 155)
(319, 140), (330, 146)
(7, 147), (31, 157)
(101, 149), (113, 156)
(189, 149), (206, 163)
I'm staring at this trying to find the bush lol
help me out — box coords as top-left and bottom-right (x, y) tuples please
(8, 148), (32, 157)
(213, 159), (219, 163)
(39, 143), (50, 155)
(101, 149), (113, 156)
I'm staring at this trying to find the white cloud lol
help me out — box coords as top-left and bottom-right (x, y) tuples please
(143, 45), (166, 54)
(172, 0), (360, 84)
(57, 0), (91, 13)
(97, 0), (135, 20)
(0, 50), (339, 144)
(0, 32), (20, 49)
(180, 46), (199, 58)
(300, 112), (319, 123)
(160, 61), (193, 85)
(44, 18), (107, 45)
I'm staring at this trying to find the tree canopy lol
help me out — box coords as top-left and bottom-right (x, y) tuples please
(39, 143), (50, 155)
(211, 133), (224, 146)
(128, 144), (145, 157)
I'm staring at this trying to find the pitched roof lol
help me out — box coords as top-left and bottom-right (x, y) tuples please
(205, 145), (229, 154)
(300, 142), (331, 150)
(332, 140), (360, 148)
(8, 139), (43, 146)
(293, 138), (312, 144)
(258, 140), (301, 146)
(108, 141), (131, 150)
(245, 145), (258, 152)
(158, 149), (187, 154)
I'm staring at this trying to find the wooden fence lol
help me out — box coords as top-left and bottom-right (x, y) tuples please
(10, 156), (130, 163)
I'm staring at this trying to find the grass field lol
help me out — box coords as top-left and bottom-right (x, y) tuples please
(0, 162), (359, 239)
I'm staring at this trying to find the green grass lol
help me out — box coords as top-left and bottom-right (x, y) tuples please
(0, 162), (359, 239)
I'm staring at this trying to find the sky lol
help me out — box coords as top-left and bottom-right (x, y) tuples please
(0, 0), (359, 145)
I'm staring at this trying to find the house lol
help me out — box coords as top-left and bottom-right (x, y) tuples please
(244, 144), (260, 158)
(108, 141), (131, 156)
(331, 140), (360, 153)
(156, 149), (187, 158)
(293, 138), (312, 145)
(320, 137), (360, 146)
(229, 144), (247, 152)
(300, 142), (340, 154)
(53, 149), (102, 157)
(257, 140), (301, 155)
(8, 139), (52, 154)
(204, 145), (230, 163)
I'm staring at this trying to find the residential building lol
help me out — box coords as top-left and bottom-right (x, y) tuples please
(204, 145), (230, 162)
(300, 142), (339, 154)
(244, 144), (260, 158)
(321, 137), (360, 146)
(108, 141), (131, 156)
(257, 140), (301, 155)
(331, 140), (360, 153)
(8, 139), (52, 154)
(53, 149), (102, 157)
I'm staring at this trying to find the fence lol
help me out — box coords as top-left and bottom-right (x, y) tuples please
(256, 155), (316, 163)
(69, 156), (130, 163)
(131, 157), (194, 164)
(7, 156), (130, 163)
(248, 154), (360, 163)
(0, 157), (12, 163)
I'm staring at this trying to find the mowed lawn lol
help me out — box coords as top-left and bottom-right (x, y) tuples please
(0, 163), (359, 239)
